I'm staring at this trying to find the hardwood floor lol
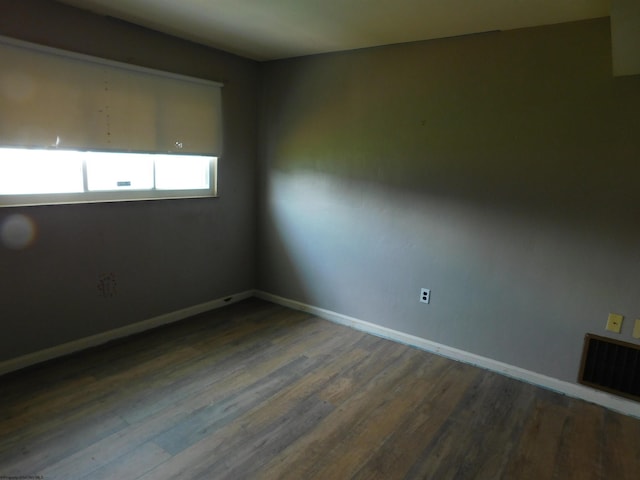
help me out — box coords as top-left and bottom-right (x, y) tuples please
(1, 298), (639, 479)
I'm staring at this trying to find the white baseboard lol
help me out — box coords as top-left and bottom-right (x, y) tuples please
(0, 290), (254, 377)
(255, 290), (640, 419)
(5, 289), (639, 419)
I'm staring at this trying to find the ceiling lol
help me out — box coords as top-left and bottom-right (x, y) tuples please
(58, 0), (611, 61)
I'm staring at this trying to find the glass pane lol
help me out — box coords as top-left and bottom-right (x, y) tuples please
(86, 151), (154, 191)
(0, 148), (84, 194)
(155, 155), (211, 190)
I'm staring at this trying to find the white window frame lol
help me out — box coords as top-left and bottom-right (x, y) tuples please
(0, 148), (217, 207)
(0, 36), (222, 208)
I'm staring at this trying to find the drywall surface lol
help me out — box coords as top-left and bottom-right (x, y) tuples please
(0, 0), (259, 361)
(259, 18), (640, 383)
(611, 0), (640, 76)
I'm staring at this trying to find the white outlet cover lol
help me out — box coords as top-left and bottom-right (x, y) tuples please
(420, 288), (430, 304)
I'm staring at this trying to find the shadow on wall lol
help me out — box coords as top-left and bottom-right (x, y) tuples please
(258, 19), (640, 382)
(261, 19), (640, 260)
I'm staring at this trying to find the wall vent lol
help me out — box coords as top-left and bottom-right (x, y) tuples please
(579, 334), (640, 402)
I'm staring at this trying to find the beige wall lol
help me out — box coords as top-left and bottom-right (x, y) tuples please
(258, 18), (640, 382)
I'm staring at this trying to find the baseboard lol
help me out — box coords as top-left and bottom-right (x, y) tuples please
(0, 290), (254, 377)
(6, 288), (640, 418)
(255, 290), (640, 419)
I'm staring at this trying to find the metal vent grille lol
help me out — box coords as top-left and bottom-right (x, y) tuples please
(579, 334), (640, 401)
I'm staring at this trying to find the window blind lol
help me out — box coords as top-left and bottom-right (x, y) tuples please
(0, 35), (223, 156)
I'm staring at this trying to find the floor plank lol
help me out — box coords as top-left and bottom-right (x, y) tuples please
(1, 298), (639, 480)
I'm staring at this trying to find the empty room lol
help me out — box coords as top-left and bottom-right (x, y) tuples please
(1, 0), (640, 478)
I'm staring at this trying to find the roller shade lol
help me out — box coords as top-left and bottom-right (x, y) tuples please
(0, 35), (223, 155)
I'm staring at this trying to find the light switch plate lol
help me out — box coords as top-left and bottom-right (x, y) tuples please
(633, 319), (640, 339)
(606, 313), (623, 333)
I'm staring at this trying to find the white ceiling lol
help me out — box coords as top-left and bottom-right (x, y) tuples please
(59, 0), (611, 61)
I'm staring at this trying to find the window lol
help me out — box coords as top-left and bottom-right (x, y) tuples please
(0, 148), (216, 205)
(0, 36), (222, 207)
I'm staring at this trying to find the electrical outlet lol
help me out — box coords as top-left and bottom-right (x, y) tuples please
(606, 313), (623, 333)
(419, 288), (430, 304)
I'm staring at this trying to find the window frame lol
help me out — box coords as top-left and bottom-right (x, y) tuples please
(0, 35), (222, 208)
(0, 148), (218, 207)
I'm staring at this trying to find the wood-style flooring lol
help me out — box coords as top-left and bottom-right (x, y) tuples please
(1, 298), (639, 479)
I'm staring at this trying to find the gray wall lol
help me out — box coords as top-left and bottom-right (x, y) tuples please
(2, 3), (639, 388)
(258, 18), (640, 383)
(0, 0), (259, 361)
